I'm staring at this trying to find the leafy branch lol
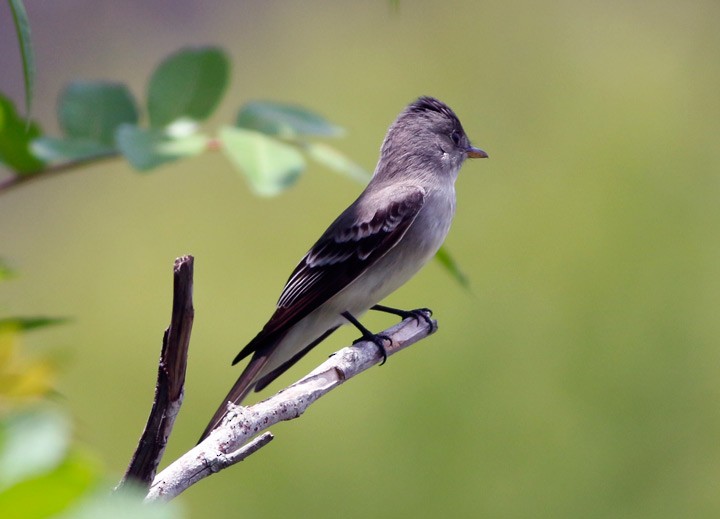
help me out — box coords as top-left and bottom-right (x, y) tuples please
(0, 47), (368, 197)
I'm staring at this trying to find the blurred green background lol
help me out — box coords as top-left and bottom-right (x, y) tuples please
(2, 0), (720, 517)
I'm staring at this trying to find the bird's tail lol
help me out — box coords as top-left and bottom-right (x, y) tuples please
(197, 352), (270, 443)
(198, 324), (340, 443)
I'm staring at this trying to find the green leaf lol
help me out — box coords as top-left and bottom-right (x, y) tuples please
(58, 483), (184, 519)
(8, 0), (35, 118)
(236, 101), (344, 139)
(147, 47), (229, 128)
(0, 407), (71, 490)
(434, 245), (469, 288)
(220, 126), (306, 196)
(0, 317), (69, 331)
(32, 137), (114, 163)
(304, 142), (370, 183)
(116, 124), (208, 171)
(59, 82), (138, 146)
(0, 93), (44, 174)
(0, 449), (99, 519)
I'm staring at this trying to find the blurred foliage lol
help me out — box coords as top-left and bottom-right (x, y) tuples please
(7, 0), (34, 116)
(0, 318), (58, 402)
(115, 125), (209, 172)
(1, 47), (367, 194)
(219, 126), (305, 196)
(32, 81), (138, 164)
(0, 274), (183, 517)
(434, 245), (468, 289)
(0, 95), (44, 174)
(235, 100), (345, 138)
(146, 47), (228, 129)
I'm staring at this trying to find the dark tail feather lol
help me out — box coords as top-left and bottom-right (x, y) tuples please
(198, 325), (340, 443)
(254, 325), (339, 392)
(197, 352), (270, 443)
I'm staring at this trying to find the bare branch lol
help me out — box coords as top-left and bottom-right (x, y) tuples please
(118, 255), (195, 490)
(146, 313), (436, 501)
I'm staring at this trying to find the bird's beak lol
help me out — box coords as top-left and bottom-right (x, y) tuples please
(466, 145), (488, 159)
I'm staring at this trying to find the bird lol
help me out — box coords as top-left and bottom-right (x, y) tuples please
(199, 96), (487, 441)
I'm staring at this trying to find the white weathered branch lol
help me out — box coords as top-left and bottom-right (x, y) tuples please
(146, 313), (437, 501)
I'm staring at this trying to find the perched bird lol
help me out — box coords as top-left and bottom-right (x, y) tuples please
(199, 96), (487, 441)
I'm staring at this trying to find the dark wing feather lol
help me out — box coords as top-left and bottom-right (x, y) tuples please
(232, 185), (425, 364)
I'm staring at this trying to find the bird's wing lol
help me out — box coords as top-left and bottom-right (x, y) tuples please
(232, 184), (426, 364)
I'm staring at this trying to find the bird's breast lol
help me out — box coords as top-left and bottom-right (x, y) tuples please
(342, 186), (456, 308)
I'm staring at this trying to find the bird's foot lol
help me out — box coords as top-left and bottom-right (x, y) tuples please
(352, 332), (392, 365)
(342, 311), (393, 365)
(370, 304), (437, 332)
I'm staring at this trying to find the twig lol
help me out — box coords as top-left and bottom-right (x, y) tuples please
(0, 152), (119, 194)
(118, 255), (195, 489)
(0, 138), (224, 195)
(145, 313), (437, 501)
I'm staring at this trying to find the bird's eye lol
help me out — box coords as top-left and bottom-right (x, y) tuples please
(450, 130), (461, 146)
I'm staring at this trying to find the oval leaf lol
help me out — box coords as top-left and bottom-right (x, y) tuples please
(59, 82), (138, 146)
(147, 47), (229, 128)
(116, 124), (208, 171)
(219, 126), (306, 196)
(0, 94), (43, 174)
(235, 101), (344, 139)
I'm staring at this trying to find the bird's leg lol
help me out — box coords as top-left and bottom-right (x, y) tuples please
(341, 311), (392, 365)
(370, 304), (437, 332)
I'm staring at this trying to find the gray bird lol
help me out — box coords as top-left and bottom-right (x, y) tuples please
(200, 96), (487, 441)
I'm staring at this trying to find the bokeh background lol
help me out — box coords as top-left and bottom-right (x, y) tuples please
(2, 1), (720, 517)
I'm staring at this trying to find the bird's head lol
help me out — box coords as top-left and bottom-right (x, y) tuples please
(376, 96), (487, 182)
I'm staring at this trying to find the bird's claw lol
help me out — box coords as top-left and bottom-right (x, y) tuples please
(397, 308), (436, 332)
(408, 308), (435, 330)
(353, 333), (392, 365)
(370, 304), (436, 331)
